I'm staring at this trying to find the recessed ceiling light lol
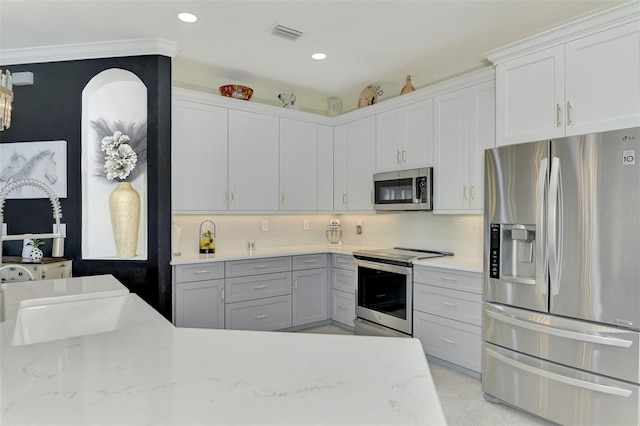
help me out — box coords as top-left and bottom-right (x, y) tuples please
(311, 52), (327, 60)
(178, 12), (197, 23)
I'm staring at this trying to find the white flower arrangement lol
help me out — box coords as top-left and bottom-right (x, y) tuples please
(101, 131), (138, 181)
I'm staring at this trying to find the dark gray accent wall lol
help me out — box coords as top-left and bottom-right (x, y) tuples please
(0, 56), (173, 319)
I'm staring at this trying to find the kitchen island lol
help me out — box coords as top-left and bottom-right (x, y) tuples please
(1, 275), (447, 425)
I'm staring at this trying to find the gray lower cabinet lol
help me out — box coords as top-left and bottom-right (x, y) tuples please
(225, 295), (293, 331)
(330, 254), (356, 327)
(293, 266), (329, 326)
(413, 265), (482, 375)
(174, 262), (225, 329)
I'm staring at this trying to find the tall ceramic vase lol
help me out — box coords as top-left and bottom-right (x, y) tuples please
(109, 181), (140, 258)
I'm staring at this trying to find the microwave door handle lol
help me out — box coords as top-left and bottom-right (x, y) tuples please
(548, 156), (562, 296)
(536, 157), (548, 295)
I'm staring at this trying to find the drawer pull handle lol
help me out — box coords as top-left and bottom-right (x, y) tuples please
(254, 264), (268, 269)
(304, 260), (317, 264)
(337, 259), (348, 264)
(376, 293), (386, 298)
(338, 305), (348, 310)
(193, 270), (211, 274)
(255, 314), (269, 320)
(440, 337), (457, 345)
(440, 301), (458, 308)
(439, 276), (458, 282)
(337, 279), (347, 283)
(254, 285), (268, 289)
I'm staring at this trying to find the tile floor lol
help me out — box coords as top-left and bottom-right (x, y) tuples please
(297, 324), (555, 426)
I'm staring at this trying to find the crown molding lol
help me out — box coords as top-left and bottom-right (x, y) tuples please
(0, 38), (180, 66)
(486, 1), (640, 64)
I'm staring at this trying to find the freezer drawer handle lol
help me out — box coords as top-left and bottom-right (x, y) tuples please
(486, 310), (633, 348)
(439, 276), (458, 282)
(487, 348), (632, 397)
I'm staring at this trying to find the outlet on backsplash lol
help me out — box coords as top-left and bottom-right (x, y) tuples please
(356, 220), (362, 235)
(261, 220), (269, 232)
(303, 219), (309, 230)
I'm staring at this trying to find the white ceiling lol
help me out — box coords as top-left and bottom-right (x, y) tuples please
(0, 0), (630, 112)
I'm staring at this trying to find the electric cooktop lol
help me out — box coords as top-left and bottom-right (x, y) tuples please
(352, 247), (454, 265)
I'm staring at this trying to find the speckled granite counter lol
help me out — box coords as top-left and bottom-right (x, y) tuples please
(1, 275), (447, 425)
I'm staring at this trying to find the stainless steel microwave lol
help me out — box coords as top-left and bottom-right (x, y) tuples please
(373, 167), (433, 211)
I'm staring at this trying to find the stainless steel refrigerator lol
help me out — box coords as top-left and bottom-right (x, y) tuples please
(483, 127), (640, 425)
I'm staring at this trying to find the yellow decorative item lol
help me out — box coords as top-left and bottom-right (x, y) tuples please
(401, 75), (415, 95)
(109, 182), (140, 258)
(358, 85), (378, 108)
(199, 220), (216, 254)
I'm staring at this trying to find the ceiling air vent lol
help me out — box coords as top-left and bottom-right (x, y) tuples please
(270, 24), (303, 41)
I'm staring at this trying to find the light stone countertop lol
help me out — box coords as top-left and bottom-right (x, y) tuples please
(413, 256), (483, 273)
(1, 275), (448, 426)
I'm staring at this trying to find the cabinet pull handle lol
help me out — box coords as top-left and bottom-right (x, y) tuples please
(567, 101), (573, 126)
(337, 278), (347, 283)
(342, 193), (347, 205)
(439, 276), (458, 282)
(230, 191), (235, 204)
(440, 301), (458, 307)
(470, 185), (474, 201)
(254, 264), (268, 269)
(556, 103), (562, 127)
(294, 279), (298, 291)
(193, 270), (211, 274)
(304, 260), (317, 264)
(397, 149), (402, 164)
(254, 284), (268, 289)
(440, 337), (457, 345)
(463, 186), (468, 200)
(337, 259), (348, 265)
(254, 314), (269, 320)
(221, 288), (225, 302)
(402, 150), (406, 163)
(281, 193), (285, 204)
(338, 305), (348, 310)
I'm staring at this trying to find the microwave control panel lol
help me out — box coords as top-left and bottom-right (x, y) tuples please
(416, 176), (428, 203)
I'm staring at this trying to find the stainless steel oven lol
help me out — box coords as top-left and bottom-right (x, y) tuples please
(353, 248), (453, 337)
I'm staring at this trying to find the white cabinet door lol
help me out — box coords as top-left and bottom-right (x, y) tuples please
(434, 81), (495, 213)
(434, 88), (470, 211)
(175, 280), (224, 329)
(293, 268), (329, 326)
(376, 100), (434, 172)
(495, 45), (565, 146)
(172, 99), (228, 211)
(280, 118), (317, 210)
(317, 125), (334, 211)
(228, 110), (279, 210)
(333, 124), (349, 210)
(565, 22), (640, 136)
(404, 98), (434, 170)
(347, 116), (376, 211)
(376, 107), (404, 172)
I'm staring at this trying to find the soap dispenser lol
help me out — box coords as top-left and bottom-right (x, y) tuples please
(199, 220), (216, 254)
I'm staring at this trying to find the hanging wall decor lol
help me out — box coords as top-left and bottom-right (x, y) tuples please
(81, 68), (148, 260)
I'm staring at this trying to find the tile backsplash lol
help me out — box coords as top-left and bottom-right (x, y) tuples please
(172, 212), (483, 258)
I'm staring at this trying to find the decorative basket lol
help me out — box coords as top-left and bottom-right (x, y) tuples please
(219, 85), (253, 100)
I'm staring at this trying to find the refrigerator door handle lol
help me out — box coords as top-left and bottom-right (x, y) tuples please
(548, 156), (563, 296)
(486, 309), (633, 348)
(536, 158), (548, 294)
(486, 348), (633, 397)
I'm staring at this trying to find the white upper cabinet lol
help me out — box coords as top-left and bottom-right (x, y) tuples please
(279, 118), (318, 211)
(228, 110), (280, 210)
(493, 13), (640, 146)
(334, 116), (376, 211)
(434, 80), (495, 213)
(172, 98), (228, 212)
(317, 125), (334, 211)
(376, 99), (434, 172)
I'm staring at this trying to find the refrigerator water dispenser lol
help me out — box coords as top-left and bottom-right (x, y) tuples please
(489, 224), (536, 284)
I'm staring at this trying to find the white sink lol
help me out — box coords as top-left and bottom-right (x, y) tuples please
(12, 293), (169, 346)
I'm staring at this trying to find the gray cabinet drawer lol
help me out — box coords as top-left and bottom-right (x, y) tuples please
(332, 254), (354, 270)
(225, 295), (293, 331)
(332, 268), (355, 294)
(175, 262), (225, 283)
(413, 311), (481, 373)
(414, 266), (481, 294)
(332, 289), (355, 327)
(293, 253), (328, 270)
(225, 256), (291, 278)
(225, 271), (292, 303)
(414, 283), (482, 326)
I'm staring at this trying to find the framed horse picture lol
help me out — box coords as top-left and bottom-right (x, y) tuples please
(0, 140), (67, 199)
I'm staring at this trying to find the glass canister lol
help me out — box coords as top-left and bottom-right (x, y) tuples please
(199, 220), (216, 254)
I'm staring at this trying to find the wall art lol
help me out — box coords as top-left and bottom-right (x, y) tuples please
(0, 140), (68, 199)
